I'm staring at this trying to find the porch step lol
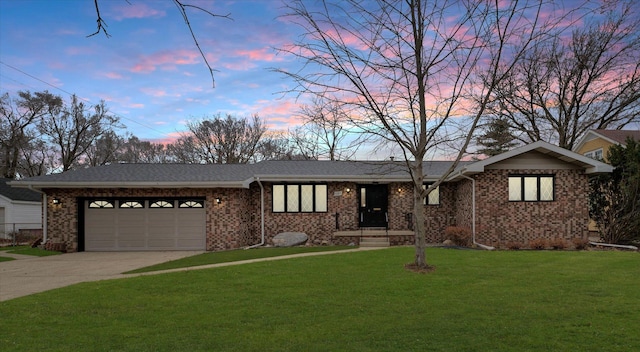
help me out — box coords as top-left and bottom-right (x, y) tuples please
(360, 236), (390, 247)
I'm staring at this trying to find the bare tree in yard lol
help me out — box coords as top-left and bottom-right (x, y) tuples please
(488, 0), (640, 150)
(84, 131), (125, 166)
(38, 95), (120, 172)
(185, 113), (266, 164)
(278, 0), (555, 269)
(120, 136), (172, 164)
(294, 96), (362, 160)
(0, 91), (62, 178)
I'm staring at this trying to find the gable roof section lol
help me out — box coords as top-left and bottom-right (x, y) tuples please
(0, 178), (42, 202)
(10, 160), (469, 190)
(9, 164), (257, 189)
(450, 140), (613, 180)
(10, 141), (612, 190)
(573, 129), (640, 152)
(251, 160), (463, 182)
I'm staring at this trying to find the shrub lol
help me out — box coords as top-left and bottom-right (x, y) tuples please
(529, 238), (548, 250)
(505, 241), (523, 250)
(572, 238), (590, 250)
(549, 238), (568, 250)
(444, 226), (472, 247)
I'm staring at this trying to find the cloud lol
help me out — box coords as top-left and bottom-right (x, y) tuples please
(130, 49), (201, 73)
(110, 3), (166, 20)
(103, 72), (124, 80)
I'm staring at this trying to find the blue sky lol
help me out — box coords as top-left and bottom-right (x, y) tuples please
(0, 0), (303, 143)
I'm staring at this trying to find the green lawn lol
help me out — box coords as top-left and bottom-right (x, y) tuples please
(1, 248), (638, 351)
(126, 245), (356, 273)
(0, 245), (61, 257)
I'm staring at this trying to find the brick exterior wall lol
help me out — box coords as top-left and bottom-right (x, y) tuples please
(43, 187), (257, 252)
(41, 168), (590, 252)
(465, 169), (590, 248)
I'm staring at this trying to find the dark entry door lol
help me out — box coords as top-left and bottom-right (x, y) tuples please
(359, 185), (388, 228)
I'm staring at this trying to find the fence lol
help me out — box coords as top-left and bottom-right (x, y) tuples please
(0, 223), (43, 246)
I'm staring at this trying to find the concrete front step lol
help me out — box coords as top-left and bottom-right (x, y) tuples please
(360, 236), (390, 247)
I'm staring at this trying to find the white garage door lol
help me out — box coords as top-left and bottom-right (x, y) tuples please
(84, 199), (206, 251)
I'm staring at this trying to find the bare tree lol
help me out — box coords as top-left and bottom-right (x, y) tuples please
(166, 135), (201, 164)
(38, 95), (120, 172)
(120, 136), (171, 164)
(186, 113), (266, 164)
(84, 131), (125, 166)
(295, 96), (362, 160)
(488, 0), (640, 149)
(0, 91), (62, 178)
(277, 0), (555, 269)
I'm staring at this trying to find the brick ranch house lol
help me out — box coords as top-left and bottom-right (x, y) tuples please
(11, 141), (612, 252)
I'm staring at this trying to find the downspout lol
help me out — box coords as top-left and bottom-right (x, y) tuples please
(29, 185), (47, 246)
(246, 177), (265, 249)
(457, 172), (494, 250)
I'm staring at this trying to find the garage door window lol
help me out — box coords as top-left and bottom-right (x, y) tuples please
(179, 200), (204, 208)
(89, 200), (114, 208)
(120, 201), (144, 208)
(150, 200), (174, 208)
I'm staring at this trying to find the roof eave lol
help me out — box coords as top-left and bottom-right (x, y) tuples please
(9, 181), (252, 190)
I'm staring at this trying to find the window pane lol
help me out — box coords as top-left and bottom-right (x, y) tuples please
(315, 185), (327, 212)
(179, 200), (203, 208)
(540, 177), (554, 201)
(89, 200), (114, 208)
(273, 185), (285, 212)
(508, 177), (522, 201)
(150, 200), (173, 208)
(428, 186), (440, 205)
(360, 187), (366, 207)
(120, 201), (144, 208)
(301, 185), (314, 212)
(287, 185), (299, 212)
(524, 177), (538, 201)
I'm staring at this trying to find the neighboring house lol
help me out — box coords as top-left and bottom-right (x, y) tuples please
(0, 178), (43, 239)
(11, 141), (612, 252)
(573, 129), (640, 161)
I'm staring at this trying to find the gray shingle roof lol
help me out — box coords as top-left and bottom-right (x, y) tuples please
(0, 178), (42, 202)
(10, 160), (471, 189)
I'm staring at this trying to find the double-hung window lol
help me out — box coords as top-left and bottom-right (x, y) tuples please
(273, 184), (327, 213)
(422, 184), (440, 205)
(508, 175), (554, 201)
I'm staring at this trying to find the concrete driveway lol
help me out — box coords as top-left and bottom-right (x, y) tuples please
(0, 251), (202, 302)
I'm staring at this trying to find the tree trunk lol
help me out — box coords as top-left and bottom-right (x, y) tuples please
(410, 160), (428, 268)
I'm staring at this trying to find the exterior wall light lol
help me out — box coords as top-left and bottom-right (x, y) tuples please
(215, 197), (222, 204)
(52, 198), (61, 205)
(345, 188), (351, 193)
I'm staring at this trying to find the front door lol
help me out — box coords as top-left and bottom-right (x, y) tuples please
(359, 185), (388, 228)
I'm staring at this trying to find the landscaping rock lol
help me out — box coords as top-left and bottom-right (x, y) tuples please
(273, 232), (308, 247)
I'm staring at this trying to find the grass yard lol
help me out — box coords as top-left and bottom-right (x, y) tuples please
(0, 245), (61, 261)
(1, 247), (638, 352)
(126, 245), (355, 273)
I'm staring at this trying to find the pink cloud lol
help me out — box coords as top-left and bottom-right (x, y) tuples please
(140, 87), (168, 97)
(103, 72), (124, 80)
(110, 3), (166, 21)
(130, 49), (201, 73)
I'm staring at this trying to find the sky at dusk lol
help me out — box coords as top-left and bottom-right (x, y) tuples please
(1, 0), (306, 143)
(1, 0), (637, 155)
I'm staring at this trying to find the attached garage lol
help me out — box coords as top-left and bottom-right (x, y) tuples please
(82, 198), (206, 251)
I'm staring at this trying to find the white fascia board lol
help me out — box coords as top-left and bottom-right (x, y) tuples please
(459, 140), (614, 175)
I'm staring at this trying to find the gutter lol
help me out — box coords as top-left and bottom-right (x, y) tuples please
(245, 177), (265, 249)
(456, 170), (494, 250)
(28, 185), (47, 246)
